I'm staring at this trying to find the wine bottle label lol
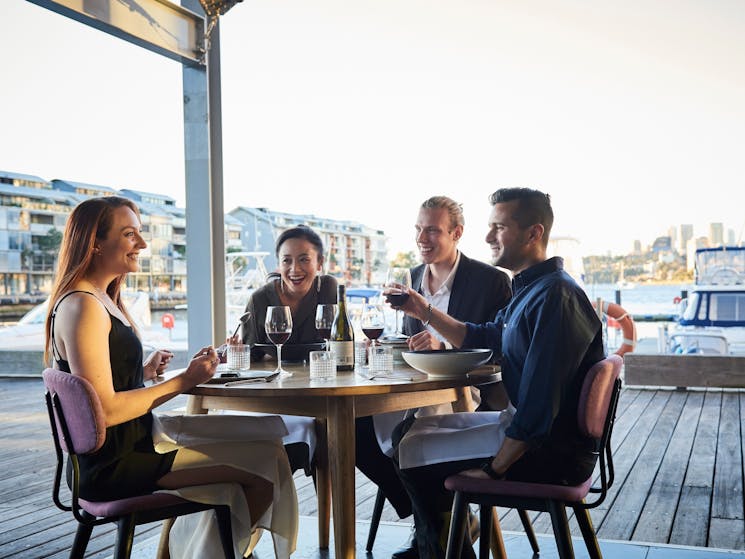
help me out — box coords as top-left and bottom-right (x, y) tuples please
(329, 341), (354, 370)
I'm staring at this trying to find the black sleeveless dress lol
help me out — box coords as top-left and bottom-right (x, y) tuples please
(52, 291), (177, 501)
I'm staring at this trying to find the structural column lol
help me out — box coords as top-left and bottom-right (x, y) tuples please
(182, 1), (226, 350)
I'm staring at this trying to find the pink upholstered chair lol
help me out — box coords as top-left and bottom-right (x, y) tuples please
(43, 368), (235, 559)
(444, 354), (623, 559)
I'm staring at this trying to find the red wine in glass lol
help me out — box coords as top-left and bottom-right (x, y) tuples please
(316, 328), (332, 340)
(362, 327), (384, 341)
(387, 292), (410, 306)
(267, 331), (291, 345)
(385, 267), (412, 339)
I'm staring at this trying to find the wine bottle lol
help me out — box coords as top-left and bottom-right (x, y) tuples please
(329, 284), (355, 371)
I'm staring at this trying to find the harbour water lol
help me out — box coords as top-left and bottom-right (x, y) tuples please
(147, 283), (688, 352)
(583, 282), (688, 317)
(0, 282), (687, 373)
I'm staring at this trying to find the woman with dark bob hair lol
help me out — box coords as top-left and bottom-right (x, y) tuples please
(45, 196), (297, 558)
(239, 224), (338, 359)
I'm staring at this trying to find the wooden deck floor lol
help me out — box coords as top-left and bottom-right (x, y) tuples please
(1, 377), (744, 558)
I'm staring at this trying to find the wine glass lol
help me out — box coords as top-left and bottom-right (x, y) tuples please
(385, 267), (412, 339)
(265, 305), (293, 378)
(361, 303), (386, 346)
(315, 303), (336, 351)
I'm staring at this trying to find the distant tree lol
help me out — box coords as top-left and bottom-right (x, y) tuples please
(36, 228), (63, 272)
(390, 251), (418, 269)
(38, 228), (62, 253)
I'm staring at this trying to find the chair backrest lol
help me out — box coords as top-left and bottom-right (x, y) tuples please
(43, 368), (107, 455)
(577, 354), (623, 439)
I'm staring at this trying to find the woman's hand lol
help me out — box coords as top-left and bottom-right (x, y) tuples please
(143, 349), (174, 380)
(407, 331), (443, 351)
(215, 335), (242, 363)
(182, 346), (219, 386)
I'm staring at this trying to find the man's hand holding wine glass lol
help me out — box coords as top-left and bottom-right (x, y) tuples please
(383, 284), (427, 322)
(384, 267), (412, 339)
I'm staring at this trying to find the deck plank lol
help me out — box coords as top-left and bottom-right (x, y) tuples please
(669, 390), (721, 546)
(712, 392), (743, 521)
(599, 390), (684, 540)
(632, 390), (703, 543)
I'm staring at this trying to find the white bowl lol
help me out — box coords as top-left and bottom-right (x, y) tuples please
(401, 349), (493, 378)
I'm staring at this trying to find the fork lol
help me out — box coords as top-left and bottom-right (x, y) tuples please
(365, 373), (416, 382)
(224, 372), (280, 386)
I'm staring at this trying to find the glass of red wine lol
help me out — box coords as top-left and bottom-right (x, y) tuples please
(315, 303), (336, 351)
(385, 267), (412, 339)
(265, 305), (293, 378)
(361, 304), (386, 346)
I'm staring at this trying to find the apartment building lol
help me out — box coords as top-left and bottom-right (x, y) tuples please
(229, 206), (388, 286)
(1, 170), (388, 302)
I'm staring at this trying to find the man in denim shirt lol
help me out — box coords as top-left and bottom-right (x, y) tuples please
(387, 187), (605, 558)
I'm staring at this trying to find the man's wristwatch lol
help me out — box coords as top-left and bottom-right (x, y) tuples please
(480, 457), (505, 480)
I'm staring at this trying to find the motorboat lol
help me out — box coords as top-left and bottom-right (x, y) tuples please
(666, 246), (745, 355)
(225, 251), (270, 328)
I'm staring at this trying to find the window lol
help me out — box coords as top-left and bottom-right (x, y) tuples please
(30, 214), (54, 225)
(709, 293), (745, 323)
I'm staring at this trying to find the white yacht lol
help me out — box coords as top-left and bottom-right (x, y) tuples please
(667, 246), (745, 355)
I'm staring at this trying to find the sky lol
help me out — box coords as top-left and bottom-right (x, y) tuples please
(3, 0), (745, 263)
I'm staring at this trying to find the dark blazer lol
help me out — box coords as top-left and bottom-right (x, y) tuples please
(403, 252), (512, 337)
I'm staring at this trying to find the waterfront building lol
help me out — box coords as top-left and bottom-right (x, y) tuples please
(686, 236), (710, 272)
(678, 223), (693, 254)
(1, 169), (389, 302)
(651, 235), (673, 253)
(0, 171), (70, 299)
(709, 222), (724, 247)
(229, 206), (388, 286)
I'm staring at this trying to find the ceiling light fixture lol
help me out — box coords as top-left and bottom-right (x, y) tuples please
(198, 0), (244, 53)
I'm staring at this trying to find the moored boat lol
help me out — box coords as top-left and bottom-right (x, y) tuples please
(666, 246), (745, 355)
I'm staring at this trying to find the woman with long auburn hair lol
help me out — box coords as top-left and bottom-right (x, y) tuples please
(45, 196), (297, 558)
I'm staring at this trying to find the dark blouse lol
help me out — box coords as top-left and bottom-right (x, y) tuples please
(240, 274), (338, 360)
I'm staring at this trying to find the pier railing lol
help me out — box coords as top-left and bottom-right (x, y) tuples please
(624, 353), (745, 388)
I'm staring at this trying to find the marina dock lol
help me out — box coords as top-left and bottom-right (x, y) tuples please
(1, 376), (744, 557)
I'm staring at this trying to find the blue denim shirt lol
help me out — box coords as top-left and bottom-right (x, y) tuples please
(462, 257), (605, 451)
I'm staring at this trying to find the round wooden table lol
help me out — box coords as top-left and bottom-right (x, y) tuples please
(184, 361), (500, 559)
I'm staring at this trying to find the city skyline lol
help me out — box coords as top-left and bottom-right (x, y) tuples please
(3, 1), (745, 262)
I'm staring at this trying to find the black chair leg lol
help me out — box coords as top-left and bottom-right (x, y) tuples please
(214, 505), (236, 559)
(445, 492), (468, 559)
(478, 505), (492, 559)
(69, 523), (93, 559)
(573, 506), (602, 559)
(546, 501), (574, 559)
(366, 487), (386, 551)
(113, 515), (136, 559)
(518, 509), (540, 553)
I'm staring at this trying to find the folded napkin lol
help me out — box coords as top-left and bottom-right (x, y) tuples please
(398, 406), (515, 469)
(152, 413), (289, 453)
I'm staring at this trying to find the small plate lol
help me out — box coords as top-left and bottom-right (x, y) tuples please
(254, 342), (326, 362)
(401, 349), (493, 378)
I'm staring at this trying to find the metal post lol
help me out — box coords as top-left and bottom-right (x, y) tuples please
(182, 0), (226, 350)
(207, 23), (227, 342)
